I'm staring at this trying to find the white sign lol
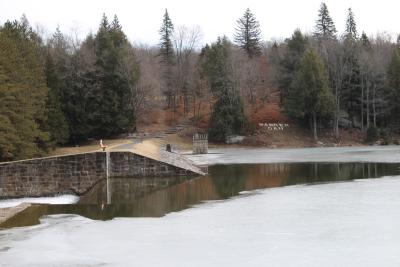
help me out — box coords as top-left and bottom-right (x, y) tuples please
(259, 123), (289, 131)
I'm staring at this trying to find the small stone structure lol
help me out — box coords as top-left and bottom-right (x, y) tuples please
(226, 135), (245, 144)
(193, 133), (208, 154)
(0, 151), (202, 199)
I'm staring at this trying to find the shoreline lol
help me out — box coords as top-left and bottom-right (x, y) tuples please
(0, 203), (32, 227)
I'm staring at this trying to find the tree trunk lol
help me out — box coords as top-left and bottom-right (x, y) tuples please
(373, 84), (377, 127)
(333, 83), (340, 140)
(172, 95), (176, 124)
(361, 74), (364, 132)
(366, 76), (370, 129)
(183, 94), (189, 117)
(197, 101), (202, 120)
(193, 96), (196, 120)
(313, 112), (318, 141)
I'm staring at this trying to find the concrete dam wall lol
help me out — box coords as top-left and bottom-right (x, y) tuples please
(0, 151), (202, 198)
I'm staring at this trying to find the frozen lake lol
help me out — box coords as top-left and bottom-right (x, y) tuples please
(1, 146), (400, 266)
(187, 145), (400, 165)
(1, 176), (400, 266)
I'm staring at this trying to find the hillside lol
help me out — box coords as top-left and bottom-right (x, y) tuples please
(132, 89), (367, 150)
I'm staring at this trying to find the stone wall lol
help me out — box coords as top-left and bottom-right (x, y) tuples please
(0, 151), (198, 199)
(0, 153), (106, 198)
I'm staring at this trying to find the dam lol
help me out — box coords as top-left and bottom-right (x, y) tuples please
(0, 144), (204, 199)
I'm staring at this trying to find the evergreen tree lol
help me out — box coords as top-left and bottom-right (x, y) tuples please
(342, 53), (361, 120)
(159, 9), (174, 64)
(44, 51), (69, 146)
(345, 8), (358, 40)
(158, 9), (175, 108)
(43, 27), (74, 144)
(279, 30), (308, 106)
(0, 19), (49, 160)
(208, 92), (246, 142)
(200, 37), (233, 96)
(341, 8), (361, 123)
(314, 2), (337, 39)
(89, 14), (137, 137)
(287, 48), (335, 140)
(56, 14), (138, 141)
(234, 8), (262, 58)
(269, 41), (280, 65)
(201, 37), (246, 142)
(361, 32), (370, 48)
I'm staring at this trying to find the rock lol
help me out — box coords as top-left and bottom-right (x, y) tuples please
(226, 135), (245, 144)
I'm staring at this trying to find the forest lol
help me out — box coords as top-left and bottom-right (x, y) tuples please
(0, 3), (400, 161)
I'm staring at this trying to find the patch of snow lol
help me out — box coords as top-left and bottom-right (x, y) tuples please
(0, 195), (79, 209)
(1, 176), (400, 266)
(187, 145), (400, 166)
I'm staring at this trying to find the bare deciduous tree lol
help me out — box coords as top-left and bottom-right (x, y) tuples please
(172, 25), (202, 117)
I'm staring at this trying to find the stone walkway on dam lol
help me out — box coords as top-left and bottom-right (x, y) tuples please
(109, 139), (205, 175)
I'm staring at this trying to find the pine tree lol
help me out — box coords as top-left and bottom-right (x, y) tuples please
(341, 8), (362, 124)
(287, 48), (335, 140)
(45, 27), (74, 143)
(361, 32), (371, 48)
(234, 8), (262, 58)
(0, 19), (49, 160)
(58, 14), (137, 141)
(158, 9), (175, 109)
(110, 15), (126, 47)
(342, 54), (361, 120)
(90, 14), (136, 137)
(268, 41), (280, 65)
(201, 37), (246, 142)
(279, 30), (308, 106)
(345, 8), (358, 40)
(200, 37), (233, 96)
(159, 9), (174, 65)
(314, 2), (337, 39)
(208, 91), (246, 142)
(44, 51), (69, 146)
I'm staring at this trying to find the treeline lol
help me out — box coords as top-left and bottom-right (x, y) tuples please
(0, 15), (137, 160)
(1, 3), (400, 161)
(274, 5), (400, 141)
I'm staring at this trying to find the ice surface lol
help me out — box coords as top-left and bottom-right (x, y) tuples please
(187, 145), (400, 166)
(1, 176), (400, 267)
(0, 195), (79, 208)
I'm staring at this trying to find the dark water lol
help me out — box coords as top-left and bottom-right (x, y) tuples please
(1, 162), (399, 228)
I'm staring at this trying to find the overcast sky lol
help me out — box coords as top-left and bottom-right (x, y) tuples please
(1, 0), (399, 45)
